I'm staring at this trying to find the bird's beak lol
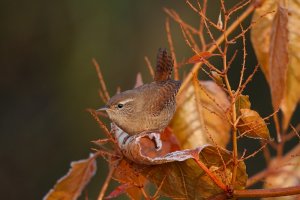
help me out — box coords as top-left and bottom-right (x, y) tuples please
(96, 105), (108, 112)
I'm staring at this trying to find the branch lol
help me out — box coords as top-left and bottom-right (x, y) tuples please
(178, 2), (257, 95)
(234, 186), (300, 198)
(97, 165), (116, 200)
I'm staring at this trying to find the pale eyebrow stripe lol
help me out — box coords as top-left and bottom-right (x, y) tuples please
(119, 98), (134, 104)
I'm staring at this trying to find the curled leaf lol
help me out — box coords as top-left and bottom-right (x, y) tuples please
(110, 124), (247, 199)
(170, 80), (230, 149)
(235, 95), (251, 116)
(237, 108), (271, 140)
(43, 154), (97, 200)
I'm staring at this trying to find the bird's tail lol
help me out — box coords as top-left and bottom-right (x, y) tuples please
(154, 48), (173, 82)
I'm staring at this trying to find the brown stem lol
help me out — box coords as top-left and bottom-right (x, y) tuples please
(234, 186), (300, 198)
(246, 168), (271, 187)
(97, 166), (115, 200)
(247, 144), (300, 187)
(273, 113), (282, 143)
(193, 155), (227, 191)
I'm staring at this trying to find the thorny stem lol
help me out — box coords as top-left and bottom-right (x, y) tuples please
(179, 2), (257, 95)
(217, 2), (239, 188)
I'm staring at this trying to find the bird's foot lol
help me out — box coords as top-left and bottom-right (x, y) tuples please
(147, 132), (162, 151)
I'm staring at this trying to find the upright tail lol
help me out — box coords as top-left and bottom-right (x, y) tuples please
(154, 48), (173, 82)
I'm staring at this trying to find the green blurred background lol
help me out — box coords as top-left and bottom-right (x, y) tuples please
(1, 1), (287, 199)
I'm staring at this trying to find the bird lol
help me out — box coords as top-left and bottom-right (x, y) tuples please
(97, 48), (181, 135)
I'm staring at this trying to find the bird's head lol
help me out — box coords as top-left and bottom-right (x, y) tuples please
(97, 91), (137, 126)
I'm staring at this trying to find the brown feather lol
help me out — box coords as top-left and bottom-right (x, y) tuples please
(154, 48), (173, 82)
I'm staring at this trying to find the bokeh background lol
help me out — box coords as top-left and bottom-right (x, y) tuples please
(2, 1), (296, 199)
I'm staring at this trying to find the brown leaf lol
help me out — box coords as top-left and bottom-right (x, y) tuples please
(251, 0), (300, 129)
(186, 52), (213, 64)
(111, 159), (145, 200)
(170, 80), (231, 149)
(264, 147), (300, 200)
(109, 119), (247, 199)
(140, 145), (247, 199)
(237, 108), (271, 140)
(235, 95), (251, 116)
(43, 154), (97, 200)
(112, 124), (181, 165)
(269, 5), (289, 110)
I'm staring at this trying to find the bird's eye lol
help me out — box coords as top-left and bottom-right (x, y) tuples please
(117, 104), (124, 109)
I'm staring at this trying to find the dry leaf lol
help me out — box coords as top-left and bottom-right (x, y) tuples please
(111, 159), (145, 200)
(110, 125), (248, 200)
(141, 145), (247, 199)
(251, 0), (300, 129)
(263, 152), (300, 200)
(112, 123), (181, 165)
(211, 71), (224, 86)
(186, 52), (213, 64)
(43, 154), (97, 200)
(237, 108), (271, 140)
(269, 5), (289, 110)
(170, 80), (230, 149)
(235, 95), (251, 116)
(217, 11), (223, 30)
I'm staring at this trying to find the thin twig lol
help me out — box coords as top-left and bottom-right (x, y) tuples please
(165, 17), (179, 80)
(144, 56), (155, 78)
(227, 0), (251, 18)
(274, 113), (282, 143)
(198, 0), (207, 50)
(238, 25), (247, 90)
(178, 3), (257, 95)
(87, 109), (116, 145)
(241, 142), (268, 161)
(164, 8), (199, 34)
(97, 165), (116, 200)
(92, 58), (110, 102)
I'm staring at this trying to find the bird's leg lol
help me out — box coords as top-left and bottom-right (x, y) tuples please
(147, 132), (162, 151)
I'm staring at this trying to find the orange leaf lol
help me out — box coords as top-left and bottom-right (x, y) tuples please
(170, 80), (231, 149)
(44, 154), (97, 200)
(237, 109), (271, 140)
(140, 146), (247, 199)
(186, 52), (213, 64)
(112, 159), (145, 200)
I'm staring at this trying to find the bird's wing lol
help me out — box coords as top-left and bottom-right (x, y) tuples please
(144, 81), (181, 116)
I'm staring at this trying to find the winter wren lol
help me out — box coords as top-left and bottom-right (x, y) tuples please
(98, 48), (181, 135)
